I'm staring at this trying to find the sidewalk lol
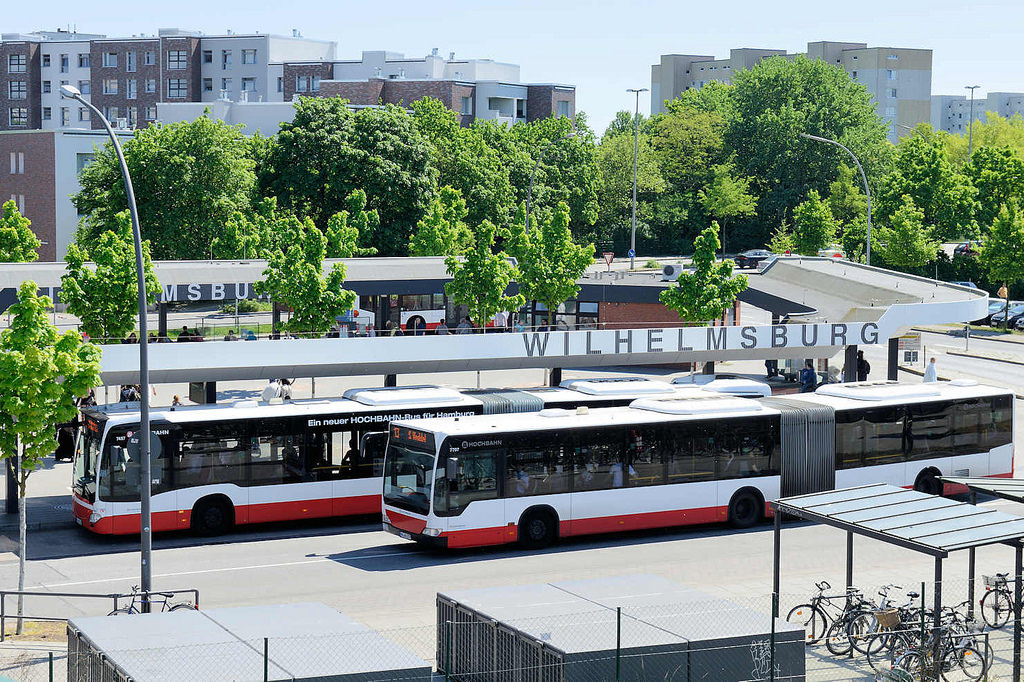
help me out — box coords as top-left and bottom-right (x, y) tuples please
(0, 496), (75, 535)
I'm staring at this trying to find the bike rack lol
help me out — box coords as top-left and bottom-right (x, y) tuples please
(0, 588), (200, 641)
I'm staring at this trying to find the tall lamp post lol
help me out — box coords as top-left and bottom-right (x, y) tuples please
(526, 130), (575, 232)
(626, 87), (648, 271)
(60, 84), (153, 611)
(965, 85), (980, 157)
(800, 133), (873, 266)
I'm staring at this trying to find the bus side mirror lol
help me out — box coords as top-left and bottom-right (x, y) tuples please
(446, 457), (458, 481)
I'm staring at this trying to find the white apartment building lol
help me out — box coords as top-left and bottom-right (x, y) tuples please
(931, 92), (1024, 134)
(651, 41), (933, 142)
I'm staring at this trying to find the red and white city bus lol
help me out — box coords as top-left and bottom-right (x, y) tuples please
(71, 378), (688, 535)
(381, 380), (1014, 549)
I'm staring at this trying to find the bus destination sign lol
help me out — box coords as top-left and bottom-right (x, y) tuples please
(391, 426), (435, 451)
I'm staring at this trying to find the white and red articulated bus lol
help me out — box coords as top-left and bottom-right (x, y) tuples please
(382, 380), (1014, 549)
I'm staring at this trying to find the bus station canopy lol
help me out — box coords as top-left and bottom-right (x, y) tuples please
(772, 483), (1024, 558)
(940, 477), (1024, 506)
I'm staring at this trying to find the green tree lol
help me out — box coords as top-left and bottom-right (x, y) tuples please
(602, 110), (652, 140)
(73, 116), (255, 259)
(411, 98), (513, 226)
(325, 190), (379, 258)
(444, 220), (524, 330)
(980, 200), (1024, 328)
(827, 165), (868, 227)
(875, 137), (979, 242)
(0, 201), (40, 262)
(408, 186), (474, 257)
(211, 197), (279, 260)
(503, 202), (595, 325)
(261, 98), (434, 255)
(255, 218), (356, 335)
(728, 55), (890, 239)
(0, 281), (100, 631)
(61, 212), (160, 342)
(792, 190), (839, 255)
(698, 163), (758, 254)
(660, 223), (748, 322)
(766, 223), (795, 254)
(594, 128), (665, 251)
(939, 112), (1024, 165)
(963, 145), (1024, 229)
(876, 196), (939, 271)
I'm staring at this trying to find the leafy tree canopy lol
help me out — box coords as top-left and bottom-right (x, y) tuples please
(876, 195), (939, 271)
(660, 223), (747, 322)
(980, 199), (1024, 292)
(698, 163), (758, 254)
(444, 220), (524, 329)
(409, 186), (474, 257)
(792, 190), (838, 256)
(73, 116), (255, 259)
(0, 200), (40, 263)
(594, 128), (665, 251)
(325, 190), (379, 258)
(963, 145), (1024, 229)
(61, 212), (160, 342)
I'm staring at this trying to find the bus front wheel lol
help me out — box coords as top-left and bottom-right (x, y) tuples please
(191, 497), (234, 536)
(519, 509), (557, 549)
(728, 489), (763, 529)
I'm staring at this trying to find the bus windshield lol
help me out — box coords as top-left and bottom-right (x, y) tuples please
(73, 428), (101, 503)
(383, 444), (436, 515)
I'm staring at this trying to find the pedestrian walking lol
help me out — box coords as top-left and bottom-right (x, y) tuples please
(923, 356), (938, 382)
(856, 350), (870, 381)
(799, 361), (817, 393)
(764, 359), (779, 378)
(436, 318), (449, 335)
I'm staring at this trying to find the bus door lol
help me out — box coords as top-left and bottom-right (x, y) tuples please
(109, 421), (181, 533)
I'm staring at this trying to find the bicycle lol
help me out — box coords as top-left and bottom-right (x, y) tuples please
(869, 599), (989, 676)
(108, 586), (197, 615)
(980, 572), (1014, 629)
(786, 580), (864, 645)
(892, 622), (987, 682)
(847, 583), (903, 656)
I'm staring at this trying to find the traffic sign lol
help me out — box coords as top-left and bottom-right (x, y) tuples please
(603, 252), (614, 270)
(627, 248), (636, 258)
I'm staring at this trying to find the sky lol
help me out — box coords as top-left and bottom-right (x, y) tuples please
(12, 0), (1024, 136)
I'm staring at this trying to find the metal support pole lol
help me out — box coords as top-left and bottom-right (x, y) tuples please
(934, 558), (942, 629)
(627, 88), (647, 270)
(770, 592), (777, 682)
(616, 606), (622, 681)
(772, 508), (781, 616)
(445, 620), (452, 681)
(549, 367), (562, 387)
(846, 531), (854, 597)
(1014, 543), (1022, 682)
(968, 491), (977, 619)
(4, 458), (15, 514)
(887, 337), (899, 381)
(263, 637), (268, 682)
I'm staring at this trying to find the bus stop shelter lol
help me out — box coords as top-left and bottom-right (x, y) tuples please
(770, 483), (1024, 681)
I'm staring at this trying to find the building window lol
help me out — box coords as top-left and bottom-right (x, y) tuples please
(76, 152), (94, 173)
(276, 77), (283, 93)
(241, 77), (257, 92)
(242, 49), (257, 65)
(202, 50), (213, 64)
(9, 152), (24, 174)
(145, 79), (156, 93)
(78, 80), (90, 94)
(127, 106), (137, 127)
(8, 54), (26, 73)
(203, 78), (213, 92)
(221, 77), (232, 92)
(126, 52), (136, 72)
(888, 54), (899, 60)
(103, 78), (118, 95)
(887, 87), (897, 98)
(10, 195), (24, 212)
(311, 75), (320, 92)
(851, 71), (858, 79)
(221, 50), (232, 70)
(79, 107), (90, 122)
(42, 107), (51, 121)
(295, 75), (308, 92)
(557, 100), (571, 117)
(78, 53), (90, 68)
(126, 79), (137, 99)
(61, 107), (70, 126)
(886, 69), (896, 81)
(60, 54), (69, 72)
(143, 51), (155, 66)
(42, 80), (51, 93)
(146, 105), (157, 120)
(167, 50), (187, 70)
(8, 81), (27, 100)
(167, 78), (187, 98)
(461, 96), (472, 115)
(42, 54), (51, 67)
(885, 106), (897, 118)
(102, 106), (118, 121)
(102, 52), (117, 68)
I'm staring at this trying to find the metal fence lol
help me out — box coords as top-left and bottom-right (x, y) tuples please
(0, 577), (1019, 681)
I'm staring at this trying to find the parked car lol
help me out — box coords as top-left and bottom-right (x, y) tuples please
(948, 281), (978, 289)
(990, 302), (1024, 328)
(817, 245), (845, 259)
(733, 249), (774, 269)
(954, 241), (982, 257)
(973, 300), (1011, 325)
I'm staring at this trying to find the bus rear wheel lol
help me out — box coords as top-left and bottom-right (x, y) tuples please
(519, 509), (557, 549)
(191, 498), (234, 536)
(728, 490), (763, 529)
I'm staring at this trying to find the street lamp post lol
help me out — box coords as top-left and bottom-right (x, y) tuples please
(626, 88), (648, 271)
(800, 133), (873, 266)
(526, 131), (575, 232)
(965, 85), (980, 157)
(60, 84), (153, 612)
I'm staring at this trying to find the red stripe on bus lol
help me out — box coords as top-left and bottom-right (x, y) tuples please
(386, 510), (427, 535)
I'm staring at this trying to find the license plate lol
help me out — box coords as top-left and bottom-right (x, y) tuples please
(398, 531), (411, 540)
(75, 517), (83, 526)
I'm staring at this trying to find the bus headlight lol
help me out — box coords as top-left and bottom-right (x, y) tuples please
(422, 527), (442, 537)
(89, 512), (103, 524)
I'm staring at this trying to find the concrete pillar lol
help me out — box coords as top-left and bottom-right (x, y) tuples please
(384, 374), (397, 387)
(157, 303), (168, 338)
(844, 345), (858, 382)
(887, 337), (899, 380)
(188, 381), (217, 404)
(702, 361), (715, 375)
(549, 368), (562, 387)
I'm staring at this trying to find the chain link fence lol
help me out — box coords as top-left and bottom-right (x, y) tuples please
(0, 576), (1019, 680)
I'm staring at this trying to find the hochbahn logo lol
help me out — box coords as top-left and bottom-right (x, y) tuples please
(519, 323), (880, 357)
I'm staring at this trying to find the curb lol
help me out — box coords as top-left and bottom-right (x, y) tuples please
(0, 518), (75, 535)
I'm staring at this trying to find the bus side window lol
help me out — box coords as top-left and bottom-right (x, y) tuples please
(573, 430), (625, 491)
(360, 432), (388, 478)
(628, 427), (665, 487)
(449, 451), (499, 513)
